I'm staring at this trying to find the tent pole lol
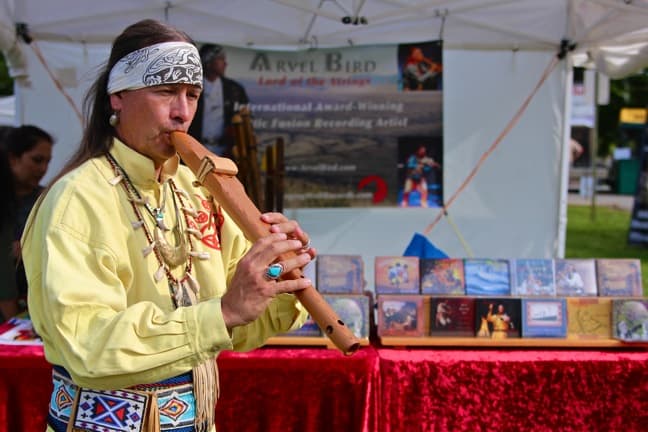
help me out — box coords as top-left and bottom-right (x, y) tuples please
(590, 71), (599, 220)
(557, 59), (572, 259)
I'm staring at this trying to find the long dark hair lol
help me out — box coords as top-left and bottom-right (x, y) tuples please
(4, 125), (53, 158)
(23, 19), (195, 239)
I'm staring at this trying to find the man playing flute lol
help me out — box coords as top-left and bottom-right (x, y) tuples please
(22, 19), (314, 432)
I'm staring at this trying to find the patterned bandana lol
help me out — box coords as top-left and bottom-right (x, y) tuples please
(107, 41), (203, 94)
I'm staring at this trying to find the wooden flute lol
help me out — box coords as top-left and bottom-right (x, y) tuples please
(170, 131), (360, 355)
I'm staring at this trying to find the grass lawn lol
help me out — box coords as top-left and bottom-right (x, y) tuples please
(565, 204), (648, 296)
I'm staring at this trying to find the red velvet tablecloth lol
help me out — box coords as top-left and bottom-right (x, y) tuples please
(0, 345), (379, 432)
(217, 346), (380, 432)
(378, 348), (648, 432)
(1, 344), (647, 432)
(0, 345), (51, 432)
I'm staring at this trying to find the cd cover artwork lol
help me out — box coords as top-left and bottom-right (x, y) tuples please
(510, 259), (556, 296)
(378, 295), (426, 337)
(324, 294), (370, 339)
(317, 255), (365, 294)
(375, 256), (420, 294)
(430, 297), (475, 337)
(465, 259), (511, 296)
(420, 258), (465, 295)
(474, 298), (521, 339)
(521, 298), (567, 338)
(612, 299), (648, 342)
(566, 297), (612, 339)
(597, 259), (643, 297)
(555, 259), (597, 296)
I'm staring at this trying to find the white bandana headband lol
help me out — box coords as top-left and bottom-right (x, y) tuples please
(107, 41), (203, 94)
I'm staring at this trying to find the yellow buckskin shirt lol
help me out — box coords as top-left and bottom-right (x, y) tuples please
(23, 138), (306, 390)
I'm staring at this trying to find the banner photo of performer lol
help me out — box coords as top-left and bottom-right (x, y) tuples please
(210, 40), (443, 207)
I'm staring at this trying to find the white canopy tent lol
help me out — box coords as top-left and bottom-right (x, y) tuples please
(4, 0), (648, 76)
(1, 0), (647, 289)
(0, 95), (14, 125)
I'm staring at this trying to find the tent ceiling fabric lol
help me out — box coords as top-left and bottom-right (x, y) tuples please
(3, 0), (648, 77)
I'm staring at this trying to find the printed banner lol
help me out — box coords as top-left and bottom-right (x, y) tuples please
(220, 41), (443, 207)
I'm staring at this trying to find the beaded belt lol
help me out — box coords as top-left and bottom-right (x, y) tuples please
(47, 366), (204, 432)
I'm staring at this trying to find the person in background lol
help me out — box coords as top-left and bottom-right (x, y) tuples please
(0, 126), (18, 322)
(5, 125), (53, 310)
(569, 138), (584, 165)
(188, 43), (249, 158)
(22, 19), (312, 432)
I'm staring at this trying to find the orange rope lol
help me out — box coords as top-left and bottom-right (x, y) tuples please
(423, 54), (561, 236)
(29, 40), (83, 124)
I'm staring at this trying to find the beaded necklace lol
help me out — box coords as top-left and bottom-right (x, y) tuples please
(105, 152), (218, 431)
(105, 153), (204, 307)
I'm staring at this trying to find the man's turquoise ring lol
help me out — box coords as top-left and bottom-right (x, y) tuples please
(265, 263), (284, 281)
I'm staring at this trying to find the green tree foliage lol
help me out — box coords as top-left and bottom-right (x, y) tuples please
(0, 52), (14, 96)
(598, 69), (648, 157)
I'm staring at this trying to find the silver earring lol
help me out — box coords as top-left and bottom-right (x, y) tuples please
(109, 112), (119, 127)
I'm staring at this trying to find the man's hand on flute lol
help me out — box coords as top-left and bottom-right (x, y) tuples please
(220, 212), (316, 330)
(263, 212), (316, 257)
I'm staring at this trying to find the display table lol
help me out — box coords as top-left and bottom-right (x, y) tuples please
(1, 345), (647, 431)
(0, 345), (379, 432)
(378, 348), (648, 432)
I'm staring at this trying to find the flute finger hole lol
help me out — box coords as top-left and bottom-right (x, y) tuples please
(346, 342), (360, 356)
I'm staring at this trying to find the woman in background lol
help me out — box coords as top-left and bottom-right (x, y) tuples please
(4, 125), (53, 309)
